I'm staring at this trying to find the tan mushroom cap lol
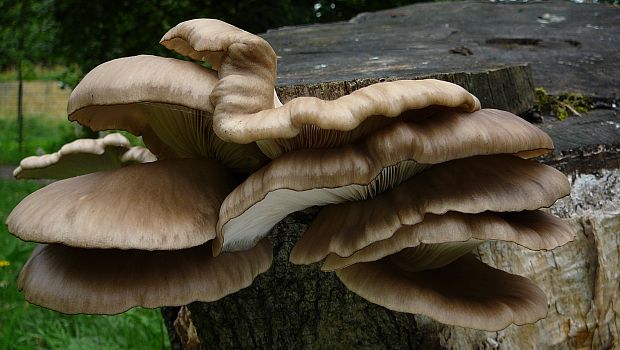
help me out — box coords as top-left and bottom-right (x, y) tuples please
(13, 133), (154, 180)
(18, 240), (272, 315)
(161, 19), (279, 144)
(291, 155), (570, 265)
(336, 254), (548, 331)
(7, 158), (234, 250)
(216, 110), (555, 253)
(250, 80), (482, 158)
(320, 210), (575, 271)
(68, 55), (267, 173)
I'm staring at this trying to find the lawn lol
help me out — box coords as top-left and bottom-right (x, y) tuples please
(1, 115), (169, 349)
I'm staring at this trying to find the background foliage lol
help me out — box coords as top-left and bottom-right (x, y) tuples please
(1, 0), (425, 86)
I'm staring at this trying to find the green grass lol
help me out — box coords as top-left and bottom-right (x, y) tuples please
(0, 180), (170, 350)
(0, 115), (79, 165)
(0, 66), (70, 83)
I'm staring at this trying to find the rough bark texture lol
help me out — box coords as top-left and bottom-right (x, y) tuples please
(263, 1), (620, 100)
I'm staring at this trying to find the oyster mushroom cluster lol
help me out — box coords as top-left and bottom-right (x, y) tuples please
(6, 19), (574, 331)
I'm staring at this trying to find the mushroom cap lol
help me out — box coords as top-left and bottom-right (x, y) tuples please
(243, 79), (482, 156)
(7, 158), (234, 250)
(160, 18), (274, 71)
(320, 210), (575, 270)
(161, 19), (279, 146)
(290, 155), (570, 265)
(336, 254), (548, 331)
(18, 240), (272, 315)
(13, 133), (155, 180)
(217, 110), (555, 253)
(68, 55), (267, 173)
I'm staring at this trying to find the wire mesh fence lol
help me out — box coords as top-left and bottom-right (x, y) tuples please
(0, 81), (70, 119)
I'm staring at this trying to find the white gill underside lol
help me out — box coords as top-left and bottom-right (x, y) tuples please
(221, 160), (431, 252)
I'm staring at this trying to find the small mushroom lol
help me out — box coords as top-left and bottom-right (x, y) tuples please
(13, 133), (155, 180)
(216, 110), (554, 253)
(18, 240), (272, 314)
(8, 158), (234, 250)
(336, 254), (548, 331)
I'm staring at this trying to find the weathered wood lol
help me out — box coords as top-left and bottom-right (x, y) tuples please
(276, 64), (535, 115)
(263, 1), (620, 100)
(538, 109), (620, 174)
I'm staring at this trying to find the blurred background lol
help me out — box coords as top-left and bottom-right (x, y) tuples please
(0, 1), (427, 349)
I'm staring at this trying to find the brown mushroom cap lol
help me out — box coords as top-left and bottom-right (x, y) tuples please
(18, 240), (272, 315)
(7, 158), (234, 250)
(336, 254), (548, 331)
(290, 155), (570, 265)
(320, 210), (575, 270)
(216, 110), (554, 253)
(68, 55), (267, 173)
(13, 133), (155, 180)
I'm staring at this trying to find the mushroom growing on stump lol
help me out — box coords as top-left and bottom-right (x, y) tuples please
(5, 16), (574, 334)
(8, 153), (273, 313)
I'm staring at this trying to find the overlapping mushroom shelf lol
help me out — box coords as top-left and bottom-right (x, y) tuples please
(8, 158), (272, 314)
(6, 17), (575, 331)
(280, 155), (573, 331)
(215, 109), (555, 253)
